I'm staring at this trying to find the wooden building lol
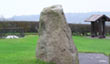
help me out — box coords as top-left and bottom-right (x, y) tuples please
(85, 15), (110, 38)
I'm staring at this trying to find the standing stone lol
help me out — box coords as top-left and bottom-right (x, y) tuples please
(36, 5), (79, 64)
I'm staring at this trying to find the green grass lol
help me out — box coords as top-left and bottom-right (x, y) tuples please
(0, 35), (52, 64)
(73, 36), (110, 55)
(0, 35), (110, 64)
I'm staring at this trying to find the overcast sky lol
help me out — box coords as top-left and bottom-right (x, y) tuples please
(0, 0), (110, 18)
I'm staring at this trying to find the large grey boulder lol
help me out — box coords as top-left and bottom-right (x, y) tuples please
(36, 5), (79, 64)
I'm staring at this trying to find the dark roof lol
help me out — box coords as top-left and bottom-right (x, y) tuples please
(85, 14), (110, 22)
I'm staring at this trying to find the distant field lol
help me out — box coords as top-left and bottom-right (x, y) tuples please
(0, 35), (110, 64)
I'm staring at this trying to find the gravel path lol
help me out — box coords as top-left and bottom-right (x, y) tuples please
(78, 53), (109, 64)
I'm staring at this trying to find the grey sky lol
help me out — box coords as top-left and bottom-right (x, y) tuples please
(0, 0), (110, 18)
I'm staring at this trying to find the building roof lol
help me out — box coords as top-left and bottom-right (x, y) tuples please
(85, 14), (110, 22)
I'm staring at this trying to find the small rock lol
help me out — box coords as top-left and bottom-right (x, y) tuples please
(6, 35), (19, 39)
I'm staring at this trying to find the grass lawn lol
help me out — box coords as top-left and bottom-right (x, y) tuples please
(74, 36), (110, 55)
(0, 35), (110, 64)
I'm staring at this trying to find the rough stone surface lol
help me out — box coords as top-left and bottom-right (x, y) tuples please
(36, 5), (79, 64)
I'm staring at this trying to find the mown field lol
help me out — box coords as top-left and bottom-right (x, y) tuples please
(0, 35), (110, 64)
